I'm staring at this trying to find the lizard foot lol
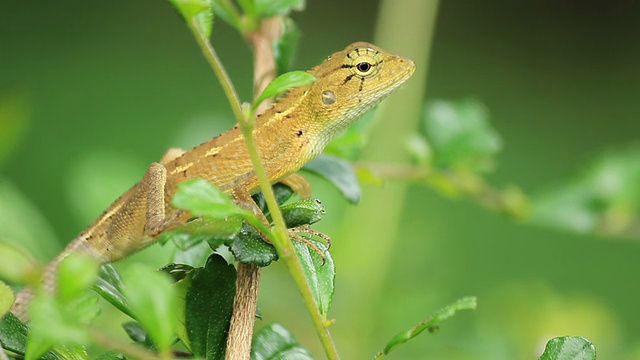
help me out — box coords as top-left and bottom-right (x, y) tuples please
(287, 225), (331, 265)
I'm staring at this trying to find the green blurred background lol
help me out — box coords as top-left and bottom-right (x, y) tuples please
(2, 0), (640, 358)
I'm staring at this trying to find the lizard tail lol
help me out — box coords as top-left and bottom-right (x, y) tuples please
(10, 235), (91, 323)
(10, 286), (34, 322)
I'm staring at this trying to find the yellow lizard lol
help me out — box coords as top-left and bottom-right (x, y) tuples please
(10, 41), (415, 321)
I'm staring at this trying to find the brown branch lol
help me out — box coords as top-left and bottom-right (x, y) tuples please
(225, 16), (282, 360)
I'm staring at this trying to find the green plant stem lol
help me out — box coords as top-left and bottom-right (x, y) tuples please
(237, 117), (340, 360)
(355, 162), (529, 218)
(187, 19), (244, 124)
(187, 16), (339, 359)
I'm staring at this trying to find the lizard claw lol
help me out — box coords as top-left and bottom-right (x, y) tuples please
(287, 225), (331, 265)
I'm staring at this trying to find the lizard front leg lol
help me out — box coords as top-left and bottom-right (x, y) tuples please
(231, 184), (329, 254)
(278, 173), (312, 200)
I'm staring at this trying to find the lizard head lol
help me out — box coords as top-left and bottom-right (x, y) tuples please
(305, 41), (416, 140)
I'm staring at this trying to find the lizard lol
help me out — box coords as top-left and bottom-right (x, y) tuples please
(10, 41), (416, 321)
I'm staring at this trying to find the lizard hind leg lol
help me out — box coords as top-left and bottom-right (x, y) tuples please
(142, 162), (185, 237)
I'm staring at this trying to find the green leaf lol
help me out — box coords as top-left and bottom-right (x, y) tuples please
(293, 239), (333, 317)
(303, 154), (361, 204)
(0, 280), (14, 317)
(122, 264), (178, 353)
(422, 98), (501, 171)
(538, 336), (596, 360)
(186, 254), (236, 359)
(253, 183), (295, 216)
(374, 296), (477, 359)
(0, 180), (59, 261)
(171, 239), (215, 268)
(280, 198), (326, 228)
(273, 17), (300, 75)
(27, 294), (89, 359)
(0, 312), (68, 359)
(173, 178), (249, 219)
(212, 0), (241, 31)
(0, 312), (35, 358)
(0, 240), (40, 285)
(94, 351), (126, 360)
(236, 0), (256, 16)
(92, 265), (133, 318)
(252, 71), (316, 112)
(56, 254), (99, 304)
(123, 321), (156, 349)
(169, 0), (214, 39)
(160, 216), (243, 248)
(530, 146), (640, 238)
(49, 344), (88, 360)
(253, 0), (305, 17)
(251, 323), (313, 360)
(230, 225), (278, 267)
(173, 267), (196, 351)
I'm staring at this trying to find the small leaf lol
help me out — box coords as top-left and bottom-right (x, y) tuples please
(173, 178), (249, 219)
(0, 280), (14, 317)
(538, 336), (596, 360)
(253, 0), (305, 17)
(0, 180), (59, 261)
(281, 198), (326, 228)
(49, 344), (88, 360)
(171, 239), (214, 268)
(123, 321), (156, 349)
(253, 71), (316, 112)
(303, 154), (361, 204)
(212, 0), (241, 31)
(422, 98), (501, 171)
(169, 0), (214, 39)
(293, 239), (333, 317)
(253, 183), (295, 216)
(92, 265), (133, 318)
(186, 254), (236, 359)
(56, 254), (99, 304)
(94, 351), (126, 360)
(27, 294), (89, 359)
(0, 312), (30, 357)
(374, 297), (477, 359)
(0, 240), (41, 285)
(236, 0), (255, 16)
(173, 268), (196, 351)
(122, 264), (178, 353)
(273, 17), (300, 75)
(230, 225), (278, 267)
(251, 323), (314, 360)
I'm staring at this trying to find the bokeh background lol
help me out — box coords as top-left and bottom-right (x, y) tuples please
(2, 0), (640, 358)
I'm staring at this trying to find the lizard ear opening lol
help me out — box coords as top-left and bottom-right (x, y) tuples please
(322, 90), (336, 105)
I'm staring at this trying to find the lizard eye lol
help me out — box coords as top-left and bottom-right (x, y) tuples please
(356, 61), (372, 74)
(345, 47), (382, 79)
